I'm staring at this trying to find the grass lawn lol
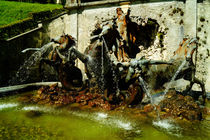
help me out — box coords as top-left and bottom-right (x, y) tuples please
(0, 0), (63, 27)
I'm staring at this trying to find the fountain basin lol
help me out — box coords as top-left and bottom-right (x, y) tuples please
(0, 89), (210, 140)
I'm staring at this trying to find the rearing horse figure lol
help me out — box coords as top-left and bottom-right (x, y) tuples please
(22, 34), (83, 91)
(40, 34), (84, 91)
(59, 23), (122, 95)
(174, 38), (206, 104)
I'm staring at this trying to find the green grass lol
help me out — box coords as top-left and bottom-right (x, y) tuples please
(0, 1), (62, 26)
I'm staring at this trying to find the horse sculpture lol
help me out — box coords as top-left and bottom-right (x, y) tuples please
(62, 20), (172, 104)
(22, 34), (83, 91)
(21, 8), (206, 105)
(59, 23), (121, 95)
(125, 37), (206, 104)
(173, 38), (206, 104)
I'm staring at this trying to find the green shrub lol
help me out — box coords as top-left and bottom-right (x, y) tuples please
(0, 1), (64, 40)
(0, 1), (62, 26)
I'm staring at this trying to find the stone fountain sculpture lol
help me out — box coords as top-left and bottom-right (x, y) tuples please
(21, 8), (206, 106)
(22, 34), (84, 91)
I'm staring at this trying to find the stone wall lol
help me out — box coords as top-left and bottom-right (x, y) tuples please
(0, 13), (76, 87)
(197, 0), (210, 91)
(65, 1), (186, 74)
(63, 0), (210, 91)
(1, 0), (209, 92)
(0, 28), (49, 86)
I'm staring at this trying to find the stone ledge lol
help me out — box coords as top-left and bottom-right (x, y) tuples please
(65, 0), (128, 9)
(0, 82), (62, 94)
(65, 0), (187, 10)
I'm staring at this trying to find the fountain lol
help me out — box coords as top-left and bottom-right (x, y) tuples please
(0, 7), (209, 140)
(7, 7), (205, 113)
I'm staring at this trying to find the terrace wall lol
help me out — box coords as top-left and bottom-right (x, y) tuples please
(1, 0), (209, 92)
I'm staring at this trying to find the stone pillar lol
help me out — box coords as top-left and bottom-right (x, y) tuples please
(184, 0), (197, 37)
(120, 1), (130, 13)
(56, 0), (60, 4)
(65, 0), (78, 7)
(66, 12), (78, 41)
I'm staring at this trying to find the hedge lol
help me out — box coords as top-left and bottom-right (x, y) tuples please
(0, 8), (65, 40)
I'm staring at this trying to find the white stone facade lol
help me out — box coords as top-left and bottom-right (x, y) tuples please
(45, 0), (210, 91)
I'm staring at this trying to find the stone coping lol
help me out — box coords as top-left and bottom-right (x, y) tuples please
(65, 0), (186, 10)
(0, 82), (62, 94)
(65, 0), (130, 9)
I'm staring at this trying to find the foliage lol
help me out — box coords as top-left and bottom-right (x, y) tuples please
(0, 0), (62, 26)
(1, 0), (57, 4)
(0, 1), (64, 40)
(0, 17), (37, 39)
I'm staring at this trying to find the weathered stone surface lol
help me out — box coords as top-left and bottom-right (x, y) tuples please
(1, 0), (209, 94)
(20, 84), (115, 110)
(143, 104), (154, 113)
(197, 1), (210, 92)
(63, 0), (210, 92)
(159, 90), (206, 121)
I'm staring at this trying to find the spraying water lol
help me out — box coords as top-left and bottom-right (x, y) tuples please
(0, 103), (18, 110)
(9, 42), (54, 85)
(152, 119), (182, 137)
(139, 76), (160, 118)
(151, 60), (187, 105)
(101, 39), (105, 93)
(138, 76), (152, 101)
(164, 60), (187, 96)
(112, 63), (120, 96)
(102, 36), (120, 96)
